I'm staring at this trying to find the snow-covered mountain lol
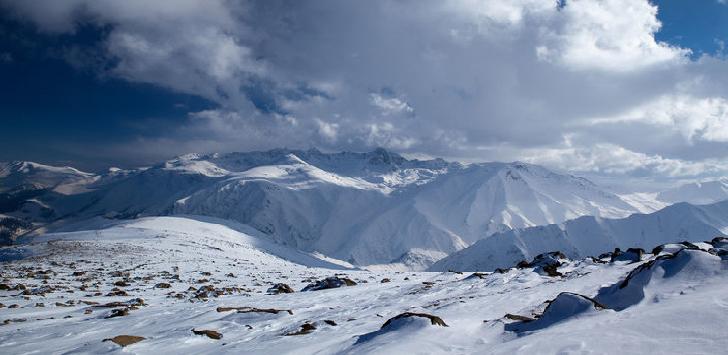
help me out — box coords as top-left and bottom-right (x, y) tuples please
(0, 161), (97, 194)
(2, 149), (650, 267)
(656, 178), (728, 205)
(170, 150), (648, 266)
(429, 200), (728, 272)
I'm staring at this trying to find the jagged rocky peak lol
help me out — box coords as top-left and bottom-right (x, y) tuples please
(364, 147), (404, 167)
(164, 147), (452, 177)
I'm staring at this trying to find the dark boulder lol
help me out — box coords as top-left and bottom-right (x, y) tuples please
(518, 251), (568, 277)
(267, 283), (294, 294)
(301, 277), (357, 292)
(192, 329), (222, 340)
(216, 306), (292, 315)
(381, 312), (448, 328)
(285, 323), (316, 336)
(103, 335), (145, 347)
(611, 248), (644, 263)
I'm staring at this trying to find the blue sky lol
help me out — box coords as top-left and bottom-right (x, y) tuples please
(1, 0), (728, 179)
(0, 18), (213, 168)
(654, 0), (728, 57)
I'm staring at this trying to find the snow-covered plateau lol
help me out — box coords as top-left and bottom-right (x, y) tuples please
(1, 216), (726, 354)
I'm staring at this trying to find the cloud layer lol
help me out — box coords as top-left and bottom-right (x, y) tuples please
(3, 0), (728, 180)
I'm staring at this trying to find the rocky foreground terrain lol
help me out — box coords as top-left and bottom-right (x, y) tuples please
(1, 216), (727, 354)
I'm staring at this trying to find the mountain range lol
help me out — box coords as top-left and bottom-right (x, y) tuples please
(2, 148), (728, 269)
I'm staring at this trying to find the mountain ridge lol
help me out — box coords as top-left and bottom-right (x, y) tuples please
(0, 148), (697, 268)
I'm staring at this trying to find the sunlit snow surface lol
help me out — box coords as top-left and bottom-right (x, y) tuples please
(1, 217), (726, 354)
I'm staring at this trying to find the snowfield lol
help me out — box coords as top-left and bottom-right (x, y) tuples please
(1, 216), (726, 354)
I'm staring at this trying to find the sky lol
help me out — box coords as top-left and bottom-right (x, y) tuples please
(0, 0), (728, 183)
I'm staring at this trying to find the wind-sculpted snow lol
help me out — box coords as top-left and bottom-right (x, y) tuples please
(430, 200), (728, 272)
(1, 216), (727, 354)
(596, 248), (727, 311)
(504, 292), (608, 333)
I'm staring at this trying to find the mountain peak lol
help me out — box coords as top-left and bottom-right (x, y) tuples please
(365, 147), (405, 167)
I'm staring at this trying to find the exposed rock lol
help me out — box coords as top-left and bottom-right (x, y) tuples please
(504, 313), (535, 322)
(380, 278), (391, 283)
(267, 283), (294, 294)
(285, 323), (316, 336)
(652, 242), (699, 255)
(23, 285), (54, 296)
(611, 248), (644, 263)
(518, 251), (567, 277)
(381, 312), (448, 328)
(192, 329), (222, 340)
(3, 318), (27, 325)
(155, 282), (171, 289)
(106, 308), (129, 319)
(465, 272), (489, 280)
(324, 319), (337, 326)
(301, 277), (357, 292)
(598, 248), (618, 260)
(355, 312), (447, 345)
(106, 289), (128, 297)
(505, 292), (607, 332)
(193, 285), (218, 299)
(710, 236), (728, 248)
(103, 335), (145, 347)
(94, 298), (145, 308)
(216, 306), (292, 315)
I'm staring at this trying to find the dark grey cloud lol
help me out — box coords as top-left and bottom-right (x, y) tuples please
(3, 0), (728, 180)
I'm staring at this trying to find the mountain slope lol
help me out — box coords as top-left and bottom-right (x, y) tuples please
(429, 201), (728, 272)
(166, 150), (643, 266)
(656, 178), (728, 205)
(0, 161), (96, 194)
